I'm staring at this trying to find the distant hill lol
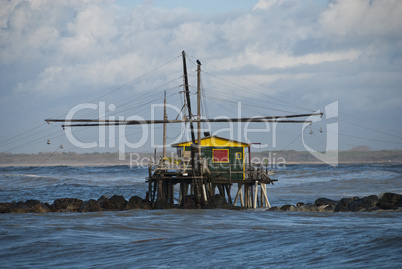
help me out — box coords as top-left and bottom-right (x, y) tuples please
(1, 150), (402, 166)
(254, 150), (402, 164)
(347, 145), (372, 152)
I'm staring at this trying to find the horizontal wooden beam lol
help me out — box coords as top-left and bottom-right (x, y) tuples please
(45, 113), (323, 127)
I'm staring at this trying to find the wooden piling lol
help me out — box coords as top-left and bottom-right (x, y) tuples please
(225, 184), (232, 204)
(253, 181), (258, 209)
(234, 183), (242, 206)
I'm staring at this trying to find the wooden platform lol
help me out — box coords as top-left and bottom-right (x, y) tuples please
(147, 160), (277, 209)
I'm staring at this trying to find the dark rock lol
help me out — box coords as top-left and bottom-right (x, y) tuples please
(378, 193), (402, 210)
(362, 195), (379, 206)
(126, 196), (150, 210)
(180, 195), (197, 209)
(32, 203), (51, 213)
(297, 203), (317, 212)
(205, 194), (228, 209)
(97, 195), (108, 205)
(296, 202), (305, 207)
(0, 202), (12, 213)
(280, 204), (295, 211)
(153, 199), (175, 209)
(15, 200), (50, 213)
(267, 206), (281, 211)
(79, 199), (102, 212)
(10, 201), (30, 213)
(365, 206), (380, 212)
(52, 198), (84, 212)
(102, 195), (127, 210)
(349, 195), (379, 212)
(319, 204), (335, 212)
(334, 197), (359, 212)
(315, 198), (337, 207)
(47, 202), (56, 212)
(24, 200), (41, 208)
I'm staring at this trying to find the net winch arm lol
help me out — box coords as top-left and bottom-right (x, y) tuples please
(45, 112), (323, 127)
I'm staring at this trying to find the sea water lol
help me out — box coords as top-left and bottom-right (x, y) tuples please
(1, 164), (401, 268)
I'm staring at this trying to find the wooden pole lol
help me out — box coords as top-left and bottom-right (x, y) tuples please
(202, 184), (207, 202)
(162, 91), (167, 158)
(197, 60), (201, 162)
(239, 184), (244, 207)
(248, 185), (252, 208)
(179, 181), (183, 205)
(225, 184), (232, 204)
(253, 181), (258, 209)
(148, 164), (152, 203)
(182, 51), (195, 144)
(234, 183), (241, 206)
(196, 61), (207, 203)
(261, 183), (271, 208)
(182, 51), (200, 205)
(244, 184), (249, 208)
(48, 113), (322, 125)
(157, 178), (162, 201)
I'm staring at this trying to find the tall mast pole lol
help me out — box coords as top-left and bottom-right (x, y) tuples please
(182, 51), (196, 143)
(162, 91), (167, 158)
(182, 51), (200, 204)
(197, 60), (206, 203)
(197, 60), (202, 159)
(182, 51), (196, 177)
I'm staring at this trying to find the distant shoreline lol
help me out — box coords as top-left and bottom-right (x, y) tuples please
(0, 160), (400, 168)
(1, 150), (401, 167)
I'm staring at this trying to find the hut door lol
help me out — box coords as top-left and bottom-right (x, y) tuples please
(213, 149), (229, 163)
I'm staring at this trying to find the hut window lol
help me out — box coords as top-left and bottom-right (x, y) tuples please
(213, 149), (229, 163)
(235, 152), (242, 159)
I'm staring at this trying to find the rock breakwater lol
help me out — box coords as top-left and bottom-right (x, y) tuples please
(1, 193), (401, 213)
(269, 193), (402, 212)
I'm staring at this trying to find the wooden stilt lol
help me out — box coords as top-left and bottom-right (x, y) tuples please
(152, 180), (157, 203)
(169, 180), (174, 204)
(184, 183), (189, 197)
(148, 165), (152, 203)
(244, 184), (249, 208)
(157, 179), (162, 201)
(250, 184), (254, 208)
(253, 181), (258, 209)
(225, 184), (232, 204)
(210, 183), (215, 196)
(260, 183), (263, 207)
(218, 185), (226, 202)
(240, 185), (244, 207)
(190, 182), (194, 197)
(202, 183), (208, 202)
(248, 185), (252, 208)
(260, 183), (271, 208)
(234, 183), (242, 206)
(179, 181), (183, 205)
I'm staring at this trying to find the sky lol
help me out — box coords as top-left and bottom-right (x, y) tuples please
(0, 0), (402, 157)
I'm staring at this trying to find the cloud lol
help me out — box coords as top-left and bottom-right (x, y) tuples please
(317, 0), (402, 40)
(1, 1), (400, 95)
(214, 47), (361, 70)
(252, 0), (286, 11)
(0, 0), (401, 152)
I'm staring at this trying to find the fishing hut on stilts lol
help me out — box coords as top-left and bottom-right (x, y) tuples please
(45, 51), (322, 209)
(149, 135), (275, 208)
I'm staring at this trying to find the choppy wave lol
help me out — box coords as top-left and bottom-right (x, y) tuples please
(1, 209), (401, 268)
(0, 164), (401, 268)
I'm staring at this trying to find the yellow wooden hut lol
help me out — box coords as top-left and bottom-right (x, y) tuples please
(172, 135), (250, 180)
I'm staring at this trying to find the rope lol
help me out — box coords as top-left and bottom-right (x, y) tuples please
(33, 146), (61, 168)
